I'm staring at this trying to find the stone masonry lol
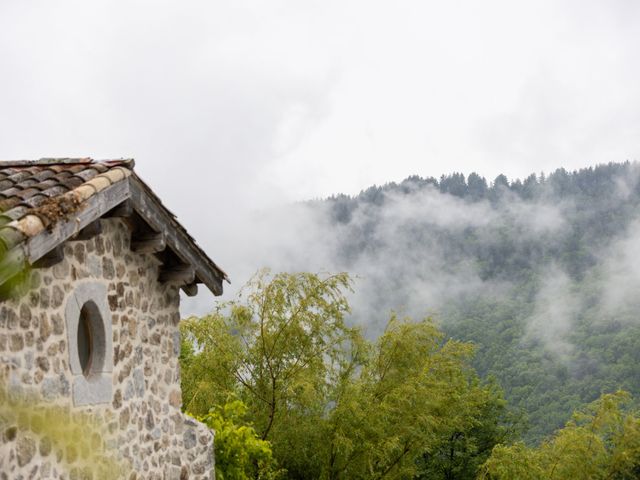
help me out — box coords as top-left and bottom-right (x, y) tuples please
(0, 218), (214, 479)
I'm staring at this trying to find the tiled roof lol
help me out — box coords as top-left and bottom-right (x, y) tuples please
(0, 158), (227, 295)
(0, 158), (132, 249)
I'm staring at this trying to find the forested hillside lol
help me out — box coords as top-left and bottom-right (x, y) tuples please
(316, 162), (640, 442)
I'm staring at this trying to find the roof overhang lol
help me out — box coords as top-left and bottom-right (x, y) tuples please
(0, 162), (227, 297)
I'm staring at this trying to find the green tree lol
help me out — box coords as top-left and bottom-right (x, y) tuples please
(479, 390), (640, 479)
(319, 315), (501, 480)
(181, 270), (508, 479)
(181, 270), (357, 439)
(414, 378), (520, 480)
(196, 399), (282, 480)
(181, 270), (359, 478)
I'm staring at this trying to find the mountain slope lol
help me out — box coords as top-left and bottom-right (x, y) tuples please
(314, 162), (640, 441)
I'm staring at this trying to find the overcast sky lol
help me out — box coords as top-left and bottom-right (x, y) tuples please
(1, 0), (640, 309)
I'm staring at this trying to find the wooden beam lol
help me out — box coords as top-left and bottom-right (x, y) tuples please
(33, 245), (64, 268)
(128, 178), (224, 295)
(131, 232), (166, 254)
(25, 179), (130, 264)
(181, 282), (198, 297)
(159, 264), (195, 285)
(104, 199), (133, 218)
(72, 219), (102, 241)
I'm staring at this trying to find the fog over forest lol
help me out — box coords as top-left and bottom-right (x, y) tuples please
(189, 162), (640, 336)
(185, 161), (640, 440)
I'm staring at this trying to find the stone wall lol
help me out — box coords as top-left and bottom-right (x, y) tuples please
(0, 219), (214, 479)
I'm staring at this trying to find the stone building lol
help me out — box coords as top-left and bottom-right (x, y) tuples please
(0, 158), (227, 479)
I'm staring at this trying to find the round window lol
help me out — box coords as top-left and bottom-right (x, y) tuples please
(75, 300), (105, 378)
(65, 282), (114, 406)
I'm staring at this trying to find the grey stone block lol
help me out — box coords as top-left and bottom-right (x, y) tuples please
(133, 368), (145, 397)
(72, 373), (113, 406)
(167, 465), (182, 480)
(87, 256), (102, 278)
(41, 377), (61, 400)
(172, 331), (181, 356)
(124, 380), (134, 401)
(183, 429), (197, 450)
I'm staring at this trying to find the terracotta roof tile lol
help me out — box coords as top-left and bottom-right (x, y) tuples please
(72, 168), (100, 182)
(22, 194), (50, 208)
(15, 188), (41, 200)
(0, 197), (21, 211)
(32, 179), (59, 190)
(39, 186), (70, 198)
(2, 206), (29, 220)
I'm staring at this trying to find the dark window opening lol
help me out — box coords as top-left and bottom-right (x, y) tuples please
(78, 305), (94, 376)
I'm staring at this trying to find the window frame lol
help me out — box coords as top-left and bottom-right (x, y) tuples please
(65, 282), (113, 406)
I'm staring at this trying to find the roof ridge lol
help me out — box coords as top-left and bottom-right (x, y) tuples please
(0, 158), (135, 169)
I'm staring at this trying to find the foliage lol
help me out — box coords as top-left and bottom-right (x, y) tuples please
(181, 270), (515, 479)
(479, 390), (640, 479)
(414, 378), (520, 479)
(319, 162), (640, 442)
(181, 270), (358, 439)
(0, 379), (125, 478)
(195, 399), (282, 480)
(319, 315), (515, 480)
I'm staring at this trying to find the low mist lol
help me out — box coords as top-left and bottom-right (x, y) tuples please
(186, 163), (640, 343)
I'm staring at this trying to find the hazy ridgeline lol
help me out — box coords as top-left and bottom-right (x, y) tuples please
(200, 161), (640, 442)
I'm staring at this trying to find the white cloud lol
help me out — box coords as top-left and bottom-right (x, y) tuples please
(1, 0), (639, 314)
